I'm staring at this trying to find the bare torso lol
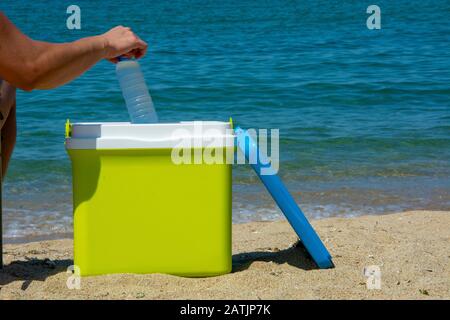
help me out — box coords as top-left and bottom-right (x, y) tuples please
(0, 78), (17, 174)
(0, 78), (16, 129)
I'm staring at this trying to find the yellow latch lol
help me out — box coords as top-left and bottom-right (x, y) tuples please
(65, 119), (72, 139)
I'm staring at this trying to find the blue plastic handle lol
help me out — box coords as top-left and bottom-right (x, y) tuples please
(235, 127), (333, 269)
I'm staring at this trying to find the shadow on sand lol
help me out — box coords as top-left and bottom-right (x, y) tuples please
(0, 258), (73, 290)
(232, 240), (319, 272)
(0, 241), (318, 289)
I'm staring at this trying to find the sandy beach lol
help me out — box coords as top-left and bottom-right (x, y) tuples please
(0, 210), (448, 300)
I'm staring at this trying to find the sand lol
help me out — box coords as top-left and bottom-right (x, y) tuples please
(0, 210), (449, 300)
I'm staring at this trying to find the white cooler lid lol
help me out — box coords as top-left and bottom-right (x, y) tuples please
(65, 121), (235, 150)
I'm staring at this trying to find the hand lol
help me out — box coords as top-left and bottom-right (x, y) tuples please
(101, 26), (148, 63)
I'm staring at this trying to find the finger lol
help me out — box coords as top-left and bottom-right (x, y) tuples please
(139, 42), (148, 58)
(134, 38), (148, 58)
(134, 36), (148, 50)
(124, 49), (140, 59)
(133, 49), (144, 59)
(123, 52), (134, 58)
(138, 47), (148, 59)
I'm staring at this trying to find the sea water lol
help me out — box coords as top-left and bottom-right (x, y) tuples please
(1, 0), (449, 240)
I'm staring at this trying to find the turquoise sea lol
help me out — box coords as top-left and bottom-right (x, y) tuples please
(1, 0), (449, 240)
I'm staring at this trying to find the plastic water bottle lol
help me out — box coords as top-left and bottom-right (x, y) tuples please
(116, 57), (158, 123)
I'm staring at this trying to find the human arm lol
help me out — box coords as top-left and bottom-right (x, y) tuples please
(0, 12), (147, 91)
